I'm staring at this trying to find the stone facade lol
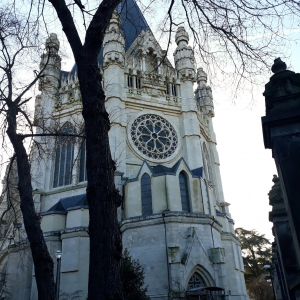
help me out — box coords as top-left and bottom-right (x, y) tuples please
(0, 1), (248, 299)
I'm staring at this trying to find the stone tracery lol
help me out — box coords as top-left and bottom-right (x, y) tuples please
(130, 114), (178, 159)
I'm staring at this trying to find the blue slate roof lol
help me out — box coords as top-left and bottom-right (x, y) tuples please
(69, 0), (150, 76)
(118, 0), (150, 51)
(41, 194), (88, 215)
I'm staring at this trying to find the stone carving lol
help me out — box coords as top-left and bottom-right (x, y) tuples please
(263, 58), (300, 106)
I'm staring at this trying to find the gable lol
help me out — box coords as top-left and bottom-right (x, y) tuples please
(125, 29), (175, 77)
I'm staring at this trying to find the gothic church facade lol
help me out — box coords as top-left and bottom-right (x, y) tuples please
(0, 1), (248, 299)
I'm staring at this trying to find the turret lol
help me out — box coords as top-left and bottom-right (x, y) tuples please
(173, 26), (202, 168)
(195, 67), (214, 117)
(103, 10), (125, 70)
(39, 33), (61, 91)
(173, 27), (196, 83)
(103, 10), (126, 176)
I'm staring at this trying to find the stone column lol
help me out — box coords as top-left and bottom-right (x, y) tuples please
(262, 58), (300, 298)
(174, 27), (202, 169)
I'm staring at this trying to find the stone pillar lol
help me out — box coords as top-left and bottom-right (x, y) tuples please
(103, 11), (127, 174)
(262, 58), (300, 298)
(174, 27), (202, 169)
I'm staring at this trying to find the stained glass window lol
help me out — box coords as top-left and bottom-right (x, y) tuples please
(53, 123), (75, 188)
(179, 172), (190, 213)
(130, 114), (178, 160)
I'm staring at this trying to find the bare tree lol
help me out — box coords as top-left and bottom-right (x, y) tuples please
(0, 8), (58, 300)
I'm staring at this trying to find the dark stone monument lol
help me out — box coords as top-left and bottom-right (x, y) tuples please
(263, 58), (300, 300)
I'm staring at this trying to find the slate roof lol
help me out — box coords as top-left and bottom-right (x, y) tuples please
(150, 160), (203, 177)
(41, 194), (88, 215)
(68, 0), (150, 76)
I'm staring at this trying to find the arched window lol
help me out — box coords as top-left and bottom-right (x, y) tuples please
(79, 140), (87, 182)
(136, 72), (142, 89)
(165, 77), (170, 95)
(127, 73), (133, 87)
(202, 143), (212, 182)
(187, 272), (207, 289)
(141, 173), (152, 216)
(179, 172), (190, 213)
(53, 123), (75, 188)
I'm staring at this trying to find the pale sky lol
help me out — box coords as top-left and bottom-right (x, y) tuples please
(212, 43), (300, 240)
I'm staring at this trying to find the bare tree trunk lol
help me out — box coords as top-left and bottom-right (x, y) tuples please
(6, 106), (55, 300)
(48, 0), (123, 298)
(77, 60), (123, 300)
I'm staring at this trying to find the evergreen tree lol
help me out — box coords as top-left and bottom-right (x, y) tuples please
(120, 249), (150, 300)
(235, 228), (274, 300)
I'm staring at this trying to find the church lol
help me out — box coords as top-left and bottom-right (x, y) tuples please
(0, 0), (248, 299)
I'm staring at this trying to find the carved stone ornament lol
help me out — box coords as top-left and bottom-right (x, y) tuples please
(130, 114), (178, 160)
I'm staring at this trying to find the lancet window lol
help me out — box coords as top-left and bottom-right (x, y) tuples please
(53, 123), (75, 188)
(179, 171), (190, 213)
(127, 74), (133, 88)
(79, 140), (87, 182)
(136, 75), (141, 89)
(166, 78), (170, 95)
(171, 83), (177, 96)
(141, 173), (153, 216)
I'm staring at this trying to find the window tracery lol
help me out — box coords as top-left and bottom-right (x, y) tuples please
(53, 123), (75, 188)
(187, 272), (207, 289)
(130, 114), (178, 160)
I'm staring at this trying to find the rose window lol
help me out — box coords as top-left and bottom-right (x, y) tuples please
(130, 114), (178, 159)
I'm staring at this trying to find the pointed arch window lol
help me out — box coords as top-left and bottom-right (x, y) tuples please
(136, 72), (142, 89)
(179, 172), (190, 213)
(165, 77), (170, 95)
(141, 173), (152, 216)
(171, 84), (177, 96)
(127, 72), (133, 88)
(187, 272), (207, 289)
(53, 123), (75, 188)
(79, 140), (87, 182)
